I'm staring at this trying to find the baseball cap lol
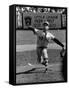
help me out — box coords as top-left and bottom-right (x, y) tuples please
(43, 21), (49, 26)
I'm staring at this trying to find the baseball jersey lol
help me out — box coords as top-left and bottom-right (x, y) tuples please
(34, 28), (55, 47)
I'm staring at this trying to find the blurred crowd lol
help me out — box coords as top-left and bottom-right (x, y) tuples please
(16, 6), (66, 14)
(16, 6), (66, 29)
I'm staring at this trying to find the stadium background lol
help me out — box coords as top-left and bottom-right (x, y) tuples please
(16, 6), (66, 45)
(16, 6), (67, 83)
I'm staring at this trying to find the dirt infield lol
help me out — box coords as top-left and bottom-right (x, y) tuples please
(16, 63), (64, 84)
(16, 49), (62, 66)
(16, 49), (65, 84)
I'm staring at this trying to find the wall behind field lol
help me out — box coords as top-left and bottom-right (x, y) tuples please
(16, 29), (66, 45)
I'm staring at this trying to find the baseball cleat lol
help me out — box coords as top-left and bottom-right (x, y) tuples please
(41, 60), (48, 67)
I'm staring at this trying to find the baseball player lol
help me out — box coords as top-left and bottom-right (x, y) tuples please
(28, 21), (64, 67)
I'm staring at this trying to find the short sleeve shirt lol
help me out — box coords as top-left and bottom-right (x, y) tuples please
(34, 28), (55, 47)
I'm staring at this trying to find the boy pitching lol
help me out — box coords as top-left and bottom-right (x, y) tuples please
(28, 21), (64, 67)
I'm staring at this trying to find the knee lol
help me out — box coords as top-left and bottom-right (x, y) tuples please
(43, 49), (48, 58)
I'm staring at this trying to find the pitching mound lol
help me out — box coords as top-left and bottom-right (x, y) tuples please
(16, 63), (62, 74)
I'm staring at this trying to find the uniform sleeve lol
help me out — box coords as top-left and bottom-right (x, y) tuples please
(46, 32), (55, 40)
(34, 28), (39, 32)
(34, 28), (39, 35)
(47, 32), (64, 47)
(34, 28), (44, 37)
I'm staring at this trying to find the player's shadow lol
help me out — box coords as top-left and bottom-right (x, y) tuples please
(16, 68), (48, 75)
(16, 71), (45, 74)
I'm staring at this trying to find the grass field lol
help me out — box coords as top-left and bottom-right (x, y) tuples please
(16, 49), (62, 66)
(16, 30), (66, 45)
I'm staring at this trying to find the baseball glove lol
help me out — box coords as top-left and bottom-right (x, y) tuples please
(60, 48), (66, 58)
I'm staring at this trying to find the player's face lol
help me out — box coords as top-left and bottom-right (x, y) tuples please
(45, 25), (49, 30)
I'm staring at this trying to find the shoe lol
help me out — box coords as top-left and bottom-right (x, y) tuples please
(44, 67), (48, 72)
(41, 61), (48, 67)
